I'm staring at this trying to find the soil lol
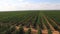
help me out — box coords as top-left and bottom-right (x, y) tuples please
(15, 15), (59, 34)
(15, 26), (59, 34)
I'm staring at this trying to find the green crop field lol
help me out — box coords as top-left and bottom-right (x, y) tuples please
(0, 10), (60, 34)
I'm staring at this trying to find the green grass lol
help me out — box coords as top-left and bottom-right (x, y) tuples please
(0, 10), (60, 34)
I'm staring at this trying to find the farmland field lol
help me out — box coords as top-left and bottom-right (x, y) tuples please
(0, 10), (60, 34)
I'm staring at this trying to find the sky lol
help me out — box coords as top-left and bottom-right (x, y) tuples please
(0, 0), (60, 11)
(40, 0), (60, 10)
(0, 0), (40, 11)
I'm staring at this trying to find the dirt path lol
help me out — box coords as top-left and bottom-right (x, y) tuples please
(43, 15), (55, 31)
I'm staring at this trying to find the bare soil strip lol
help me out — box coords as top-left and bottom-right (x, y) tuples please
(16, 25), (50, 34)
(42, 30), (48, 34)
(52, 31), (59, 34)
(24, 27), (49, 34)
(43, 15), (55, 31)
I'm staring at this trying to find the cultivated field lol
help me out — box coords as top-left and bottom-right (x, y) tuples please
(0, 10), (60, 34)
